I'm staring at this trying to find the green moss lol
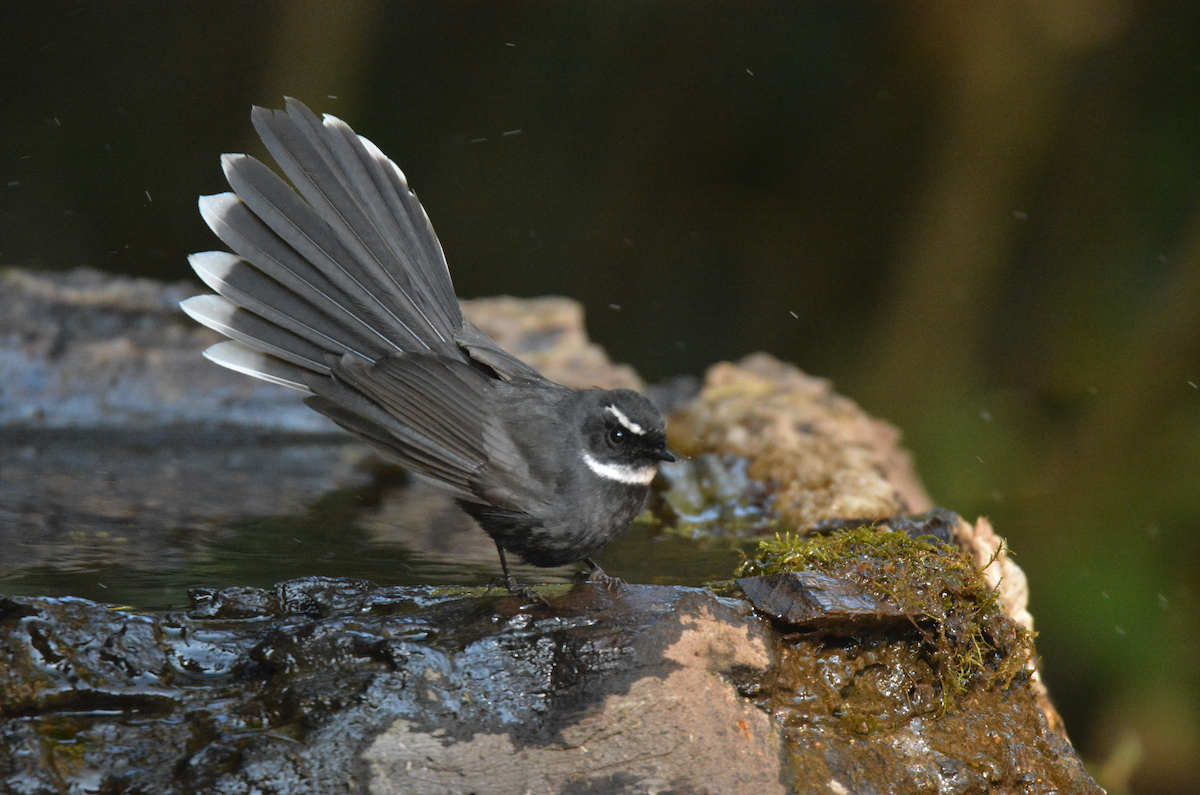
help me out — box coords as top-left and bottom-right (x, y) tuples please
(703, 578), (744, 598)
(739, 527), (1035, 712)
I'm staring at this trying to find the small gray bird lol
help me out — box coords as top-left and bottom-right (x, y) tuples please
(180, 99), (673, 597)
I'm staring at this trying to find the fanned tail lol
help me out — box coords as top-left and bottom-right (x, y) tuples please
(182, 99), (548, 502)
(184, 98), (464, 389)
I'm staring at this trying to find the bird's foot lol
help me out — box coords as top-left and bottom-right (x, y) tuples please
(487, 575), (549, 606)
(576, 559), (625, 591)
(490, 543), (549, 605)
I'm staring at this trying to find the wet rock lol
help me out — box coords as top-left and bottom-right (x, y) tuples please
(667, 353), (933, 529)
(0, 579), (783, 794)
(0, 577), (1100, 794)
(0, 266), (326, 431)
(728, 523), (1094, 792)
(737, 570), (917, 631)
(660, 358), (1046, 732)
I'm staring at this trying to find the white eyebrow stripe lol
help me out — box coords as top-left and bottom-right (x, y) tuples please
(605, 405), (645, 435)
(581, 452), (657, 485)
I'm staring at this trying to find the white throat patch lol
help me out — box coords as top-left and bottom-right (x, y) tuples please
(604, 405), (645, 435)
(582, 451), (657, 485)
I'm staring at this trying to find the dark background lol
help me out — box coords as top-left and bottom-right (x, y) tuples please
(3, 2), (1199, 792)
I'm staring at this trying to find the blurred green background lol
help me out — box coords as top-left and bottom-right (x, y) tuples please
(3, 2), (1199, 792)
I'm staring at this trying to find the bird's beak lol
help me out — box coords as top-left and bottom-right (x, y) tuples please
(655, 449), (676, 463)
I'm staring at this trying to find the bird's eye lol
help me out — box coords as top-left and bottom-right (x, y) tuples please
(607, 426), (626, 446)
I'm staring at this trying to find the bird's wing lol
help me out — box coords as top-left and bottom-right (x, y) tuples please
(454, 320), (545, 382)
(308, 351), (530, 504)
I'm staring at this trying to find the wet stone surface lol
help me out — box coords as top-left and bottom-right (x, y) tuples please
(737, 570), (918, 631)
(0, 576), (1100, 794)
(0, 578), (784, 795)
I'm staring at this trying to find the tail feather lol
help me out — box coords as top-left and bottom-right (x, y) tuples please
(187, 98), (471, 383)
(202, 340), (314, 392)
(249, 101), (459, 351)
(188, 250), (378, 361)
(180, 295), (331, 374)
(216, 156), (432, 353)
(323, 116), (460, 332)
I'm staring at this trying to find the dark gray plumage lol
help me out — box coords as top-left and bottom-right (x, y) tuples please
(182, 99), (673, 594)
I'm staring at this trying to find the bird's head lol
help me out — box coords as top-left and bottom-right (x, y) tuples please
(577, 389), (674, 486)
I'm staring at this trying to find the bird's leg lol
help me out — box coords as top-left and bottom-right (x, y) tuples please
(490, 542), (548, 605)
(577, 557), (625, 591)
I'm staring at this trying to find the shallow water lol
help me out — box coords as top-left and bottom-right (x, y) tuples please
(0, 436), (748, 610)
